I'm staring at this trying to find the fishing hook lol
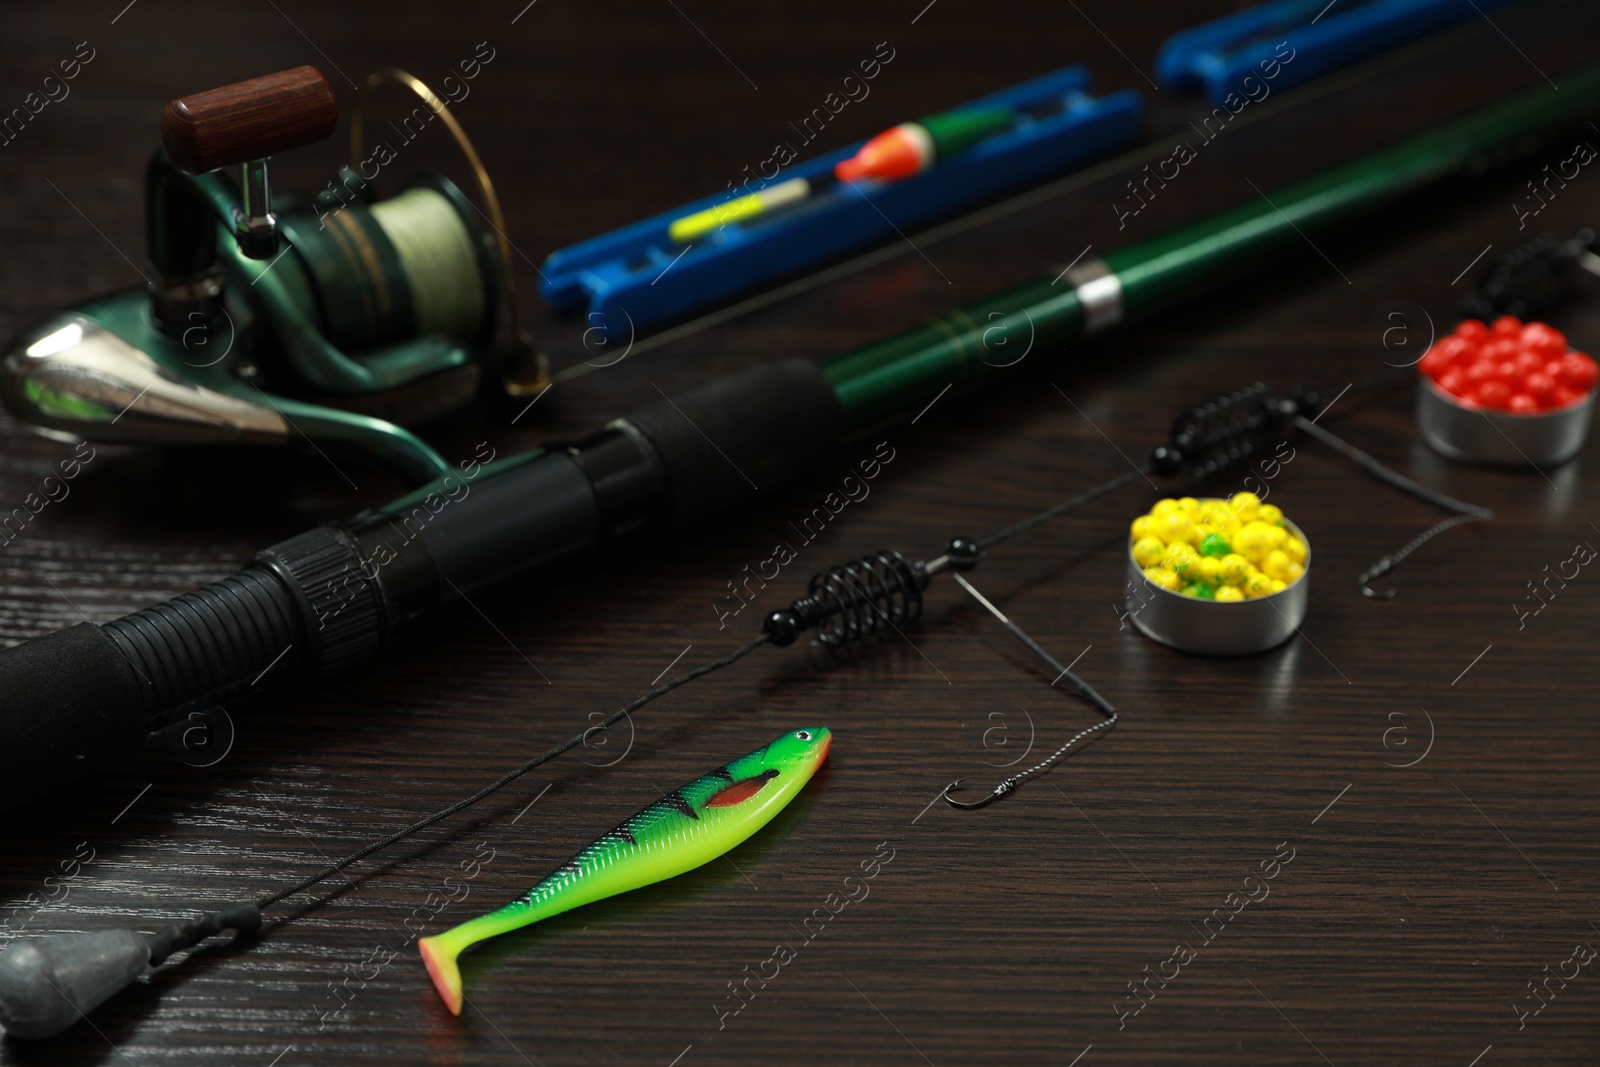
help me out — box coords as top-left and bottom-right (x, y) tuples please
(941, 571), (1119, 810)
(941, 776), (1017, 809)
(1359, 556), (1398, 600)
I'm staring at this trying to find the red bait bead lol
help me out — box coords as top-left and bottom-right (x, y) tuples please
(1560, 351), (1598, 392)
(1548, 384), (1583, 409)
(1521, 323), (1567, 360)
(1483, 339), (1517, 362)
(1474, 379), (1511, 409)
(1524, 372), (1556, 404)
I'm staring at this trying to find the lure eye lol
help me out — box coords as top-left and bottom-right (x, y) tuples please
(795, 730), (812, 741)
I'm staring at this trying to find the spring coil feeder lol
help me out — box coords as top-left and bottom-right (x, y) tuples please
(768, 549), (929, 651)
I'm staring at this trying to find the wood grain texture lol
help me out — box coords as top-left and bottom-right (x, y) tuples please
(2, 2), (1599, 1065)
(160, 65), (336, 172)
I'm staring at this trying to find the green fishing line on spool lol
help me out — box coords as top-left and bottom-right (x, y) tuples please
(279, 174), (496, 351)
(370, 184), (487, 341)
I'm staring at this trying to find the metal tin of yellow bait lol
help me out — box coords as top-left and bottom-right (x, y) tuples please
(1416, 375), (1595, 467)
(1123, 512), (1311, 656)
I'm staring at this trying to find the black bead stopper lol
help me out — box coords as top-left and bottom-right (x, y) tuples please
(1287, 384), (1321, 421)
(944, 537), (983, 572)
(762, 609), (801, 648)
(1149, 443), (1183, 476)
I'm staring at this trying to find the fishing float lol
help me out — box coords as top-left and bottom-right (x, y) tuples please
(665, 106), (1020, 243)
(833, 105), (1018, 182)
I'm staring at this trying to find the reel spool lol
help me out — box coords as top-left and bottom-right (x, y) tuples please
(1, 65), (546, 486)
(284, 175), (498, 363)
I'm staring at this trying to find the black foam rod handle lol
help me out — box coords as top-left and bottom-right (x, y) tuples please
(619, 358), (845, 532)
(0, 360), (848, 814)
(0, 624), (149, 813)
(0, 929), (150, 1040)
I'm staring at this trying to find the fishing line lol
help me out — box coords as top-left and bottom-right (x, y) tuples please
(257, 632), (771, 909)
(369, 186), (487, 342)
(978, 466), (1153, 551)
(1290, 412), (1494, 598)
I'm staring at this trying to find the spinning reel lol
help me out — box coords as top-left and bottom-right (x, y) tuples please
(1, 65), (544, 486)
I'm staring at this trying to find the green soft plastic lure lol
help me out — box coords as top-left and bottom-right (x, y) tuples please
(419, 726), (831, 1014)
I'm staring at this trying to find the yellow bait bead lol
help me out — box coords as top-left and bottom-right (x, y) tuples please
(1282, 536), (1307, 564)
(1197, 556), (1224, 584)
(1130, 515), (1155, 540)
(1219, 553), (1251, 584)
(1257, 503), (1284, 525)
(1262, 550), (1293, 581)
(1243, 572), (1273, 598)
(1155, 511), (1191, 544)
(1163, 542), (1201, 578)
(1143, 566), (1181, 591)
(1151, 498), (1180, 516)
(1214, 584), (1245, 602)
(1131, 536), (1166, 568)
(1176, 497), (1202, 518)
(1262, 525), (1287, 551)
(1200, 501), (1232, 526)
(1268, 579), (1287, 594)
(1279, 560), (1304, 585)
(1233, 523), (1270, 559)
(1227, 491), (1261, 517)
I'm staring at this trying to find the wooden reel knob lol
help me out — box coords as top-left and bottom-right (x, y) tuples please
(161, 65), (337, 173)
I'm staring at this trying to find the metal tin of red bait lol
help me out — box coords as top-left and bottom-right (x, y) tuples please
(1417, 374), (1595, 467)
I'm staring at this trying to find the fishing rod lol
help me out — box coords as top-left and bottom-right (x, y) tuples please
(2, 60), (1597, 820)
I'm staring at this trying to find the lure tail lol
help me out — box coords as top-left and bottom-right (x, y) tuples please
(418, 935), (463, 1016)
(419, 912), (528, 1015)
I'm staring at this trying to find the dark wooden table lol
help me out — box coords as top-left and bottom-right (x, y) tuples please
(3, 2), (1599, 1064)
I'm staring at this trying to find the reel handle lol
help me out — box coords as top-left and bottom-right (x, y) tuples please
(160, 66), (337, 259)
(159, 65), (337, 173)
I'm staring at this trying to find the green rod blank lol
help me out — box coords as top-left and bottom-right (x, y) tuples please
(822, 62), (1600, 431)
